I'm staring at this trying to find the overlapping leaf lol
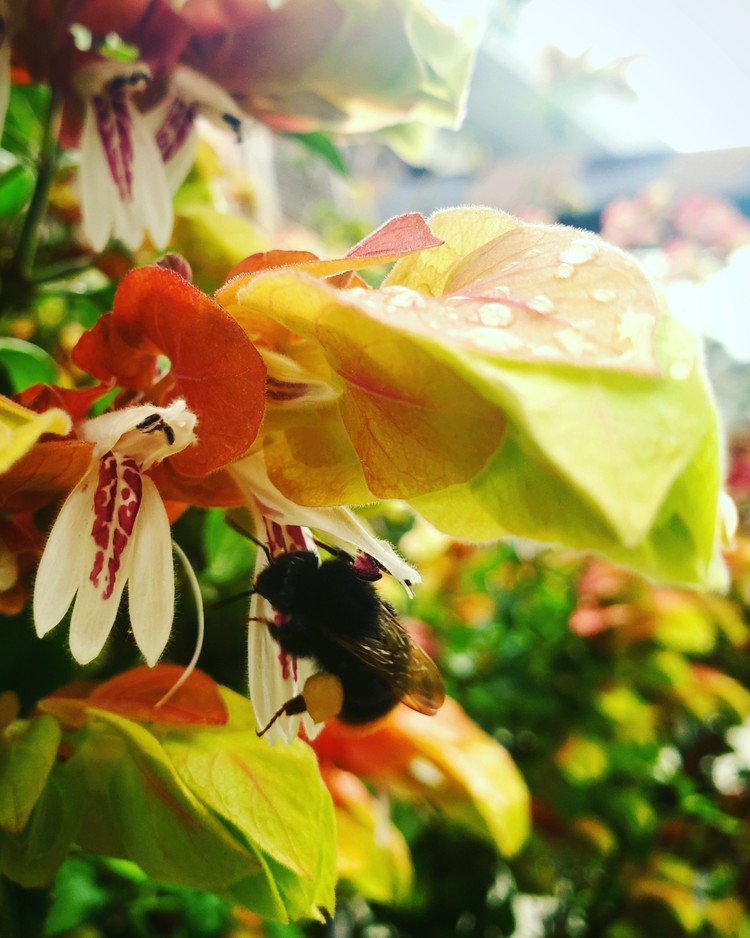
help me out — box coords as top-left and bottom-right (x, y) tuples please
(222, 206), (723, 585)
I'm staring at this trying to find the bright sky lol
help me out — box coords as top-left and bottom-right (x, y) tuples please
(499, 0), (750, 153)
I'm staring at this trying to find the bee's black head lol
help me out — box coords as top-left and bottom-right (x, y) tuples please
(254, 550), (320, 613)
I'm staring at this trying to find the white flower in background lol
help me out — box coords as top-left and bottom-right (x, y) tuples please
(149, 65), (245, 193)
(76, 61), (173, 252)
(33, 401), (197, 665)
(231, 453), (419, 744)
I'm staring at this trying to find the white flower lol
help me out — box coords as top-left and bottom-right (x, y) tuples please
(148, 65), (245, 193)
(33, 401), (197, 665)
(231, 452), (419, 744)
(76, 61), (173, 253)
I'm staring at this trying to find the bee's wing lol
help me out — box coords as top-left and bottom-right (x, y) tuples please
(400, 640), (445, 716)
(325, 604), (445, 716)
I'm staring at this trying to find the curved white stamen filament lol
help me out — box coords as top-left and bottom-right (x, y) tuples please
(154, 540), (205, 710)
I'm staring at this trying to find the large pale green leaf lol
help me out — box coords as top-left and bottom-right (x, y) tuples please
(0, 715), (61, 834)
(164, 689), (335, 883)
(228, 206), (723, 585)
(71, 710), (261, 891)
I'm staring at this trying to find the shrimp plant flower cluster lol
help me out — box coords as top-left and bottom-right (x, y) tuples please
(0, 207), (729, 745)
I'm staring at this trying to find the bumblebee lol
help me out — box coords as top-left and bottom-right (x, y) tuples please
(252, 548), (445, 736)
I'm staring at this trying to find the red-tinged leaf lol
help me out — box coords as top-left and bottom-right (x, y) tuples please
(149, 461), (246, 508)
(0, 440), (94, 512)
(73, 313), (159, 391)
(73, 267), (267, 476)
(346, 212), (442, 260)
(88, 665), (228, 726)
(218, 215), (442, 302)
(0, 515), (44, 554)
(15, 382), (114, 423)
(224, 249), (319, 285)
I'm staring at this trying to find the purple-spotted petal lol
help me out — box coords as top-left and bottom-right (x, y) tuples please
(79, 66), (172, 252)
(68, 454), (143, 664)
(128, 477), (175, 666)
(248, 515), (323, 743)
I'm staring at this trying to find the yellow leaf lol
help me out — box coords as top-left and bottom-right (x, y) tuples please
(0, 396), (70, 475)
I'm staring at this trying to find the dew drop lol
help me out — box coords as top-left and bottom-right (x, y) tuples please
(527, 294), (555, 314)
(524, 247), (543, 258)
(479, 303), (514, 327)
(555, 263), (575, 280)
(591, 288), (616, 303)
(381, 285), (425, 309)
(560, 238), (600, 265)
(486, 284), (511, 299)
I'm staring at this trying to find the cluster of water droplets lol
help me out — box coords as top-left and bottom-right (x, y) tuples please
(341, 240), (663, 371)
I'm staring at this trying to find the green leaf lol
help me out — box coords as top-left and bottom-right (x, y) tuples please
(0, 339), (58, 393)
(202, 509), (255, 584)
(0, 164), (34, 218)
(164, 688), (336, 892)
(44, 857), (109, 936)
(287, 132), (349, 176)
(0, 715), (61, 834)
(1, 85), (48, 159)
(70, 710), (262, 891)
(0, 764), (80, 888)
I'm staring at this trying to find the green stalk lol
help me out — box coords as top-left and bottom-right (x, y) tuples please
(9, 86), (62, 282)
(0, 876), (51, 938)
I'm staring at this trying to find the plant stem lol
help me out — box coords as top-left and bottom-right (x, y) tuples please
(0, 876), (51, 938)
(9, 86), (62, 281)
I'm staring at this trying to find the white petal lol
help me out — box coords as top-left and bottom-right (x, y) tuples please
(248, 543), (299, 744)
(163, 121), (198, 193)
(128, 107), (173, 250)
(81, 399), (197, 464)
(128, 477), (174, 666)
(232, 454), (420, 589)
(79, 102), (116, 253)
(299, 655), (324, 740)
(33, 470), (96, 637)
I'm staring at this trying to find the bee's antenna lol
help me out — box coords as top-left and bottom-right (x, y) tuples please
(225, 511), (274, 564)
(209, 588), (255, 610)
(256, 694), (306, 737)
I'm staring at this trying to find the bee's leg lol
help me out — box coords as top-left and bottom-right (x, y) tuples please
(301, 673), (344, 724)
(256, 694), (307, 737)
